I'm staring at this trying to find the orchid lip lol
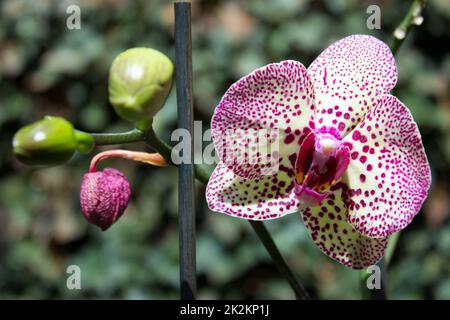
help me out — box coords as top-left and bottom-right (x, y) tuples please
(294, 185), (330, 207)
(294, 129), (350, 206)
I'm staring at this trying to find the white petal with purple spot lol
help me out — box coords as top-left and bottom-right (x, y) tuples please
(342, 95), (431, 238)
(308, 35), (397, 137)
(301, 184), (388, 269)
(206, 162), (300, 220)
(212, 60), (315, 180)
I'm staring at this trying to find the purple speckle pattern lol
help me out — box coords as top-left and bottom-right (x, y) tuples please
(309, 35), (398, 137)
(207, 60), (315, 219)
(206, 35), (431, 268)
(207, 162), (300, 220)
(302, 184), (388, 269)
(341, 95), (431, 238)
(80, 168), (131, 231)
(211, 60), (315, 181)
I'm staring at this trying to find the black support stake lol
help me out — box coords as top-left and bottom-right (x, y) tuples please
(174, 1), (196, 300)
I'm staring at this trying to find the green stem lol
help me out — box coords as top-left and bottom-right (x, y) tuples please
(390, 0), (427, 56)
(90, 128), (146, 145)
(249, 220), (310, 299)
(145, 128), (174, 164)
(385, 232), (401, 267)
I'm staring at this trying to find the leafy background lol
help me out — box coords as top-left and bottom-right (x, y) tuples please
(0, 0), (449, 299)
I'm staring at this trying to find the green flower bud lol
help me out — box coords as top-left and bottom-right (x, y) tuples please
(13, 116), (94, 166)
(108, 48), (174, 129)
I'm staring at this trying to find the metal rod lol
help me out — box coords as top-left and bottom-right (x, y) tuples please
(174, 1), (196, 300)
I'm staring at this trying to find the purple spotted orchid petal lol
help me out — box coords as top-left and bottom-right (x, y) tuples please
(206, 162), (300, 220)
(308, 35), (397, 137)
(302, 184), (388, 269)
(342, 95), (431, 238)
(211, 60), (316, 180)
(207, 60), (316, 220)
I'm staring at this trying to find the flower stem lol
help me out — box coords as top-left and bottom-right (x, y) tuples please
(385, 232), (401, 266)
(249, 220), (310, 299)
(90, 128), (146, 145)
(390, 0), (427, 55)
(146, 128), (174, 165)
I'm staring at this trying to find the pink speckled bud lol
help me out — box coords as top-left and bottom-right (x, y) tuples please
(80, 168), (131, 231)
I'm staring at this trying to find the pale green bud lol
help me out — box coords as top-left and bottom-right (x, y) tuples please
(108, 48), (174, 129)
(13, 116), (94, 166)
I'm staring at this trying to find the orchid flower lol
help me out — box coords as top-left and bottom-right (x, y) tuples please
(206, 35), (431, 269)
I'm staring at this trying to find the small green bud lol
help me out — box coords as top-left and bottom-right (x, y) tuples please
(13, 116), (94, 166)
(108, 48), (174, 128)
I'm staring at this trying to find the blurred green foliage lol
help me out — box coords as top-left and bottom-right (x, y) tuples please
(0, 0), (449, 299)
